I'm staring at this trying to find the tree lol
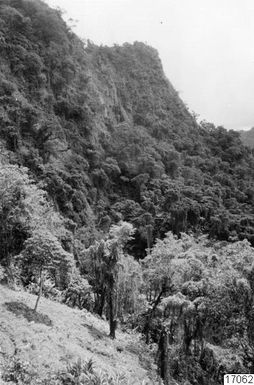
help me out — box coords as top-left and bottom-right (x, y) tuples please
(0, 162), (68, 285)
(116, 253), (143, 320)
(106, 222), (135, 338)
(141, 232), (254, 384)
(17, 229), (73, 311)
(104, 241), (119, 339)
(80, 221), (135, 338)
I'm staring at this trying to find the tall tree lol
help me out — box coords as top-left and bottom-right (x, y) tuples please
(16, 229), (73, 311)
(81, 221), (135, 338)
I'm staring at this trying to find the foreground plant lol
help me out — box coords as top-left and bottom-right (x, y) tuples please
(2, 357), (128, 385)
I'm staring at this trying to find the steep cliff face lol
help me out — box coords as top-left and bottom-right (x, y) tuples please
(1, 0), (254, 255)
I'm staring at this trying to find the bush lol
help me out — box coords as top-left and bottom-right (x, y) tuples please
(2, 358), (128, 385)
(27, 274), (62, 302)
(62, 273), (94, 311)
(2, 356), (36, 384)
(54, 358), (127, 385)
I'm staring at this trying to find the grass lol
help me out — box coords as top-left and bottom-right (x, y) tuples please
(0, 285), (159, 384)
(4, 301), (52, 326)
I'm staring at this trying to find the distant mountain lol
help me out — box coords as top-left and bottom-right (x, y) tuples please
(240, 127), (254, 148)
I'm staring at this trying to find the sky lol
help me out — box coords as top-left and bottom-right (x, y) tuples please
(45, 0), (254, 131)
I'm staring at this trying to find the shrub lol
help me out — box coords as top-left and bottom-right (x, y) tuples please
(34, 359), (127, 385)
(62, 273), (94, 311)
(54, 358), (127, 385)
(2, 358), (128, 385)
(2, 356), (36, 384)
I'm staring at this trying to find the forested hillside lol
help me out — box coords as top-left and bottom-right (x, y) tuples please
(1, 1), (254, 384)
(2, 0), (254, 254)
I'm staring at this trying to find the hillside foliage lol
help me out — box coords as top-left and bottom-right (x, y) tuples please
(1, 1), (254, 384)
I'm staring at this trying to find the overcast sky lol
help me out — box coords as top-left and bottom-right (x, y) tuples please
(45, 0), (254, 131)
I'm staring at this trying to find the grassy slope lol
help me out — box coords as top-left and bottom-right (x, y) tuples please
(0, 285), (158, 384)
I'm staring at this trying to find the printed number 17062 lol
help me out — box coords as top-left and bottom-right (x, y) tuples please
(224, 375), (254, 384)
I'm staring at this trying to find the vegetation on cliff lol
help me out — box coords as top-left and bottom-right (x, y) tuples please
(1, 1), (254, 384)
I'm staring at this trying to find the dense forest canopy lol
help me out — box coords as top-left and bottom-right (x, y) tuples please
(1, 1), (254, 384)
(1, 0), (254, 255)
